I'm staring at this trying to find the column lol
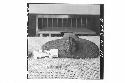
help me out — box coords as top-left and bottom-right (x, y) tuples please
(41, 18), (43, 28)
(81, 18), (82, 28)
(46, 18), (48, 28)
(57, 18), (58, 27)
(62, 18), (63, 27)
(76, 18), (77, 28)
(71, 18), (72, 28)
(86, 17), (87, 28)
(52, 18), (53, 29)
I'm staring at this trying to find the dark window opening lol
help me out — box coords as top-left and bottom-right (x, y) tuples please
(42, 18), (47, 28)
(53, 18), (58, 27)
(38, 18), (42, 29)
(58, 18), (62, 27)
(43, 34), (49, 37)
(51, 34), (63, 37)
(48, 18), (52, 27)
(72, 18), (76, 28)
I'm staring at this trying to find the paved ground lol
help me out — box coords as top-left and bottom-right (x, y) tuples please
(28, 57), (100, 79)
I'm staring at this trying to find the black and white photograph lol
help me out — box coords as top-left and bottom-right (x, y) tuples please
(1, 0), (125, 83)
(27, 3), (104, 80)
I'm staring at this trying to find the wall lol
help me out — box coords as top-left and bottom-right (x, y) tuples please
(29, 4), (100, 15)
(28, 14), (100, 37)
(27, 14), (36, 36)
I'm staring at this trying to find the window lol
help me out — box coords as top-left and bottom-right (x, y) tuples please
(37, 15), (87, 30)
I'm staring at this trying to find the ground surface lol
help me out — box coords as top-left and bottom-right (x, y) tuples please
(28, 57), (100, 79)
